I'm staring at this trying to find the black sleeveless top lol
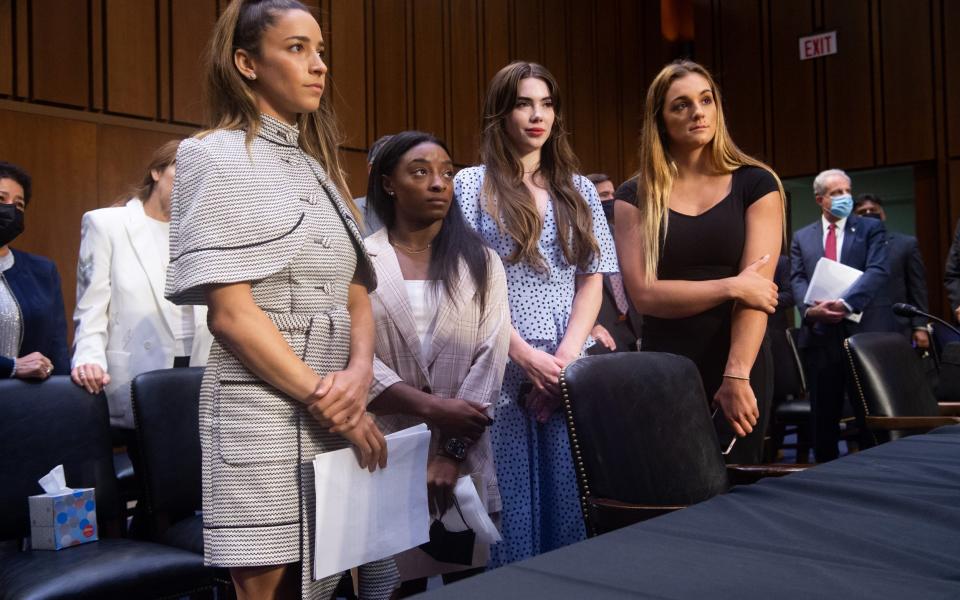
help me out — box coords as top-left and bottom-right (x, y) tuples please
(620, 166), (778, 399)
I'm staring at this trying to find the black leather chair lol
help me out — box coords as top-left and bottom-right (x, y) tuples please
(560, 352), (802, 536)
(844, 332), (960, 446)
(765, 328), (813, 463)
(0, 376), (217, 600)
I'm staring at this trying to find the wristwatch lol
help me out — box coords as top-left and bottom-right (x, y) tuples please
(438, 438), (467, 462)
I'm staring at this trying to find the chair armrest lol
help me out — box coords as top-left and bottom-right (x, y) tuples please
(938, 402), (960, 416)
(726, 464), (809, 486)
(865, 415), (960, 431)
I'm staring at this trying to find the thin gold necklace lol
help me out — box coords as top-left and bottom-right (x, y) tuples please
(389, 236), (432, 254)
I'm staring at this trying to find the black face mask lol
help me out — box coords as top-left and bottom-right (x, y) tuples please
(0, 204), (24, 247)
(859, 212), (882, 220)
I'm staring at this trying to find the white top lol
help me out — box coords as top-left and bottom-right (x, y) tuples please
(821, 215), (847, 262)
(403, 280), (438, 361)
(145, 216), (194, 355)
(0, 251), (20, 360)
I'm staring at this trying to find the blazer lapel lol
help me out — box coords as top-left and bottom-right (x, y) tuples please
(424, 261), (474, 368)
(841, 216), (858, 266)
(124, 200), (175, 335)
(367, 232), (429, 377)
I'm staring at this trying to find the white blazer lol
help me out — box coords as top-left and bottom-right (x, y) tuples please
(73, 198), (213, 428)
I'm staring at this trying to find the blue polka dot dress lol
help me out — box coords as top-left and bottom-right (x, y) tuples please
(454, 166), (619, 567)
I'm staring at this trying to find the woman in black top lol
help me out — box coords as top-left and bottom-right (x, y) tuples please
(615, 60), (785, 463)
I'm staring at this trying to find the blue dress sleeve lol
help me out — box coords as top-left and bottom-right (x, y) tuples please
(454, 166), (485, 231)
(575, 175), (619, 275)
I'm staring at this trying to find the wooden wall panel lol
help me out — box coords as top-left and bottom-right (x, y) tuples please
(567, 0), (597, 172)
(541, 0), (568, 96)
(339, 148), (369, 199)
(411, 0), (446, 139)
(594, 0), (622, 182)
(96, 126), (180, 208)
(15, 0), (27, 97)
(0, 0), (13, 96)
(371, 0), (408, 137)
(448, 0), (482, 165)
(106, 0), (157, 118)
(617, 0), (643, 182)
(512, 0), (541, 63)
(170, 0), (216, 125)
(880, 0), (935, 165)
(768, 0), (817, 177)
(951, 160), (960, 233)
(822, 0), (874, 169)
(943, 0), (960, 158)
(330, 0), (367, 149)
(31, 0), (89, 107)
(0, 109), (99, 338)
(716, 0), (765, 160)
(482, 0), (510, 83)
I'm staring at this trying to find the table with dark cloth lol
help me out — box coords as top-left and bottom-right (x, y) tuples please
(424, 426), (960, 599)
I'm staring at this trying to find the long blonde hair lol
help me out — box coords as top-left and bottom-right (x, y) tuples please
(480, 61), (598, 272)
(635, 60), (785, 283)
(201, 0), (357, 219)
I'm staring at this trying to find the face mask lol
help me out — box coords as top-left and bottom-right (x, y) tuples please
(0, 204), (24, 246)
(828, 193), (853, 219)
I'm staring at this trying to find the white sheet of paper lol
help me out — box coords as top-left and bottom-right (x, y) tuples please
(440, 476), (502, 545)
(313, 424), (431, 581)
(803, 257), (864, 323)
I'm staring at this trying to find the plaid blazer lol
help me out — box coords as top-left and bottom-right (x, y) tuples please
(365, 228), (510, 513)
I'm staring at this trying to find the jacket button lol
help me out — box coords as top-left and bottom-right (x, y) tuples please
(144, 341), (152, 350)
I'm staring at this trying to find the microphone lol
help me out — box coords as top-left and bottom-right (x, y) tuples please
(892, 303), (960, 337)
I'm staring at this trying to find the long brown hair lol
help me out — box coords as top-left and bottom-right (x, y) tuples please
(480, 61), (598, 271)
(112, 139), (181, 207)
(201, 0), (357, 219)
(635, 59), (786, 284)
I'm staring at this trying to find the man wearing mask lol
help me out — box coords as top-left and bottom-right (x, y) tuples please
(854, 193), (931, 349)
(587, 173), (641, 354)
(790, 168), (893, 462)
(0, 161), (69, 380)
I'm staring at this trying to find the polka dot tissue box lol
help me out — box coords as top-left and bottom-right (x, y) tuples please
(28, 465), (98, 550)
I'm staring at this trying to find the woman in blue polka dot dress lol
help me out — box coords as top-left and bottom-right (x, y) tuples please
(454, 61), (618, 567)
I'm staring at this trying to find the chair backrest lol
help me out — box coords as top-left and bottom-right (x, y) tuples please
(0, 376), (121, 541)
(560, 352), (729, 525)
(131, 368), (204, 520)
(771, 328), (807, 405)
(844, 333), (940, 440)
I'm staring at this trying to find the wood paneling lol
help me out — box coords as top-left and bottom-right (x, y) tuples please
(96, 126), (180, 208)
(371, 0), (408, 137)
(482, 0), (510, 83)
(339, 148), (369, 199)
(769, 0), (817, 177)
(594, 0), (622, 183)
(617, 0), (643, 181)
(512, 0), (541, 63)
(944, 0), (960, 158)
(31, 0), (89, 107)
(170, 0), (215, 125)
(0, 109), (99, 337)
(717, 0), (765, 160)
(880, 0), (935, 164)
(567, 0), (597, 171)
(330, 0), (367, 149)
(15, 0), (28, 97)
(411, 0), (446, 139)
(0, 0), (13, 96)
(822, 0), (874, 169)
(541, 0), (568, 96)
(105, 0), (157, 118)
(448, 0), (481, 165)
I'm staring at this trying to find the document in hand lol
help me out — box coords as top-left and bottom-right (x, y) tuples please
(313, 424), (431, 581)
(803, 257), (864, 323)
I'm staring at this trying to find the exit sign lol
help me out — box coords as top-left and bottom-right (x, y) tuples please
(799, 31), (838, 60)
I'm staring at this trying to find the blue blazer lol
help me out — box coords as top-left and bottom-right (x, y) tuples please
(790, 214), (894, 346)
(0, 248), (70, 377)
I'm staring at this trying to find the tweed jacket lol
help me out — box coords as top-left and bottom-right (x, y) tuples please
(365, 228), (510, 514)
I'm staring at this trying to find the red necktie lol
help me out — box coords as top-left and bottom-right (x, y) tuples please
(824, 223), (837, 261)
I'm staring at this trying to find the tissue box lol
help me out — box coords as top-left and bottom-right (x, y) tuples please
(28, 489), (98, 550)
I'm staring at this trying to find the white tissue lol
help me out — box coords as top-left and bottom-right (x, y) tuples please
(441, 476), (502, 545)
(38, 465), (72, 495)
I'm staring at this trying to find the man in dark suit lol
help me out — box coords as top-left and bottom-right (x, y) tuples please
(943, 222), (960, 324)
(790, 169), (893, 462)
(588, 173), (641, 354)
(853, 193), (931, 349)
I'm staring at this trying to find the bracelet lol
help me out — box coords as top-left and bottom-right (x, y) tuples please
(722, 373), (750, 381)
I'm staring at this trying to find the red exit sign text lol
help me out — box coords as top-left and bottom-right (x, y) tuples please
(799, 31), (838, 61)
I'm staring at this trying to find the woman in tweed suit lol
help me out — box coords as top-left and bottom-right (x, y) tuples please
(363, 132), (511, 594)
(165, 1), (395, 598)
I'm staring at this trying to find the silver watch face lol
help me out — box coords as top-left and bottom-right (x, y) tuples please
(445, 438), (467, 459)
